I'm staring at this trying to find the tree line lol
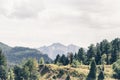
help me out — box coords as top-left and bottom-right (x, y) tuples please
(54, 38), (120, 66)
(0, 48), (45, 80)
(1, 38), (120, 80)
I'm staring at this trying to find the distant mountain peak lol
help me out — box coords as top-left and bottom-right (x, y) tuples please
(50, 43), (66, 47)
(38, 43), (80, 60)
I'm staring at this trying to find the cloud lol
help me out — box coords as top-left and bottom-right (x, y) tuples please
(0, 0), (44, 18)
(43, 0), (120, 29)
(0, 0), (120, 47)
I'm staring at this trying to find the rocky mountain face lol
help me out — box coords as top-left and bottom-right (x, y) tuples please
(38, 43), (80, 60)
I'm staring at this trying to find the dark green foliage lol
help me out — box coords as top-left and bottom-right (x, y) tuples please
(54, 54), (60, 64)
(111, 38), (120, 63)
(65, 74), (71, 80)
(0, 49), (7, 80)
(22, 66), (30, 80)
(59, 54), (69, 65)
(87, 44), (96, 64)
(53, 38), (120, 66)
(87, 59), (96, 80)
(14, 66), (23, 80)
(78, 48), (85, 63)
(74, 53), (78, 60)
(14, 58), (40, 80)
(98, 71), (104, 80)
(95, 43), (102, 65)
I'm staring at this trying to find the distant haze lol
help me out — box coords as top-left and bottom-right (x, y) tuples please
(0, 0), (120, 48)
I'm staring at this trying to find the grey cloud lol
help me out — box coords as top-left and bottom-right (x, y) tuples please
(0, 0), (45, 18)
(43, 0), (120, 29)
(10, 0), (44, 18)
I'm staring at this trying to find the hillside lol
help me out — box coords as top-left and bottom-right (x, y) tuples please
(38, 43), (80, 59)
(0, 42), (52, 64)
(39, 64), (114, 80)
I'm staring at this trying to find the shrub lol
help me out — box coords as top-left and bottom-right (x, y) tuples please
(113, 59), (120, 79)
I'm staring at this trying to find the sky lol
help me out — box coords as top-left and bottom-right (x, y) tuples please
(0, 0), (120, 48)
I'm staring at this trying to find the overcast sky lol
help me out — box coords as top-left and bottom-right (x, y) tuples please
(0, 0), (120, 48)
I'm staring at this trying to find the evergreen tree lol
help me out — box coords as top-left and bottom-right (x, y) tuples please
(95, 43), (102, 65)
(14, 58), (40, 80)
(87, 44), (96, 64)
(0, 49), (7, 80)
(100, 39), (108, 54)
(24, 58), (39, 79)
(14, 66), (23, 80)
(54, 54), (60, 64)
(74, 53), (78, 60)
(111, 38), (120, 63)
(39, 57), (45, 65)
(98, 71), (104, 80)
(22, 65), (30, 80)
(60, 54), (69, 65)
(87, 59), (97, 80)
(78, 48), (85, 63)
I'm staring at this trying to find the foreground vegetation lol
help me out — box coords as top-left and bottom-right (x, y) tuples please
(1, 38), (120, 80)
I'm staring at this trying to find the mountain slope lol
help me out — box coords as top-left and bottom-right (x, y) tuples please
(0, 42), (52, 64)
(38, 43), (80, 60)
(0, 42), (12, 53)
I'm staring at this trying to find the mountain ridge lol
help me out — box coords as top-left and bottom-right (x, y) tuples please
(38, 43), (80, 60)
(0, 42), (52, 64)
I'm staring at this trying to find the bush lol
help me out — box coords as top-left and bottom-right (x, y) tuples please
(113, 59), (120, 79)
(71, 60), (81, 68)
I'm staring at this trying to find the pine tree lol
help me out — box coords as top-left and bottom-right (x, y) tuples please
(60, 54), (69, 65)
(74, 53), (78, 60)
(87, 44), (96, 64)
(22, 65), (30, 80)
(98, 71), (104, 80)
(14, 66), (23, 80)
(0, 49), (7, 80)
(87, 59), (97, 80)
(111, 38), (120, 63)
(39, 57), (45, 65)
(78, 48), (85, 63)
(95, 43), (102, 65)
(54, 54), (60, 64)
(24, 58), (39, 79)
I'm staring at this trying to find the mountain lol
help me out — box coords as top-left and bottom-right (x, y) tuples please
(38, 43), (80, 60)
(0, 42), (12, 53)
(0, 42), (52, 64)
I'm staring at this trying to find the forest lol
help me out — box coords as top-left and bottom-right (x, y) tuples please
(1, 38), (120, 80)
